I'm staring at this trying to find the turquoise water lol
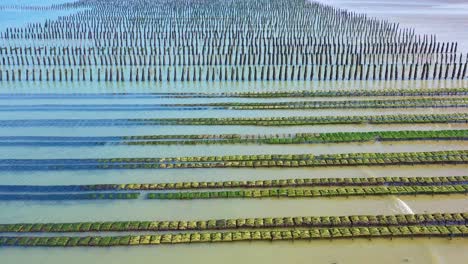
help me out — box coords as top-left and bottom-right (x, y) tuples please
(1, 80), (467, 93)
(314, 0), (468, 53)
(1, 99), (466, 264)
(0, 141), (466, 159)
(1, 238), (465, 264)
(0, 0), (79, 32)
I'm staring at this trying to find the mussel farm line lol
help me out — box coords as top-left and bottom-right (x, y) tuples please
(146, 185), (468, 200)
(0, 0), (467, 82)
(0, 150), (466, 170)
(0, 88), (468, 99)
(0, 176), (466, 201)
(0, 185), (464, 201)
(0, 113), (466, 127)
(0, 193), (139, 201)
(0, 177), (466, 201)
(0, 130), (465, 146)
(1, 212), (466, 233)
(0, 224), (467, 247)
(2, 97), (468, 111)
(1, 176), (464, 192)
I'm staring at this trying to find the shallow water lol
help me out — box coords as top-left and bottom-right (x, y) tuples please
(1, 238), (467, 264)
(314, 0), (468, 53)
(1, 123), (466, 137)
(0, 141), (466, 159)
(0, 0), (81, 33)
(1, 80), (468, 93)
(0, 107), (466, 119)
(1, 194), (467, 223)
(0, 164), (466, 185)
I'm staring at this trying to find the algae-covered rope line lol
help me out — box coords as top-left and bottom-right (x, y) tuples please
(0, 88), (467, 98)
(0, 150), (466, 170)
(0, 113), (466, 127)
(0, 193), (139, 201)
(1, 97), (468, 111)
(0, 129), (465, 147)
(146, 185), (468, 200)
(0, 186), (465, 201)
(0, 224), (467, 247)
(1, 212), (466, 233)
(0, 176), (465, 192)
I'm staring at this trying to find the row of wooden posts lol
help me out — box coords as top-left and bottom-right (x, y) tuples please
(0, 0), (465, 82)
(0, 63), (465, 82)
(0, 53), (465, 67)
(0, 41), (457, 56)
